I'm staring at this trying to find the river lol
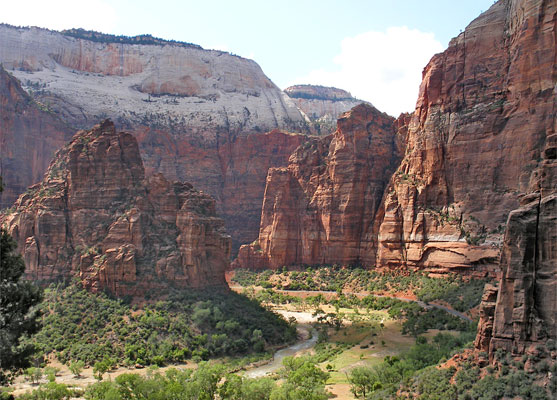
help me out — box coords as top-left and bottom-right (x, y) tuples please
(244, 320), (318, 378)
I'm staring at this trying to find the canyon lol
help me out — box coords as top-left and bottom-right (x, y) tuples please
(236, 0), (556, 279)
(0, 0), (555, 362)
(0, 25), (310, 252)
(1, 120), (230, 295)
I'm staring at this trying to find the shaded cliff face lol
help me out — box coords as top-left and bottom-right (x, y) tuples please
(1, 120), (230, 295)
(233, 103), (399, 269)
(475, 133), (556, 357)
(285, 84), (367, 135)
(0, 24), (308, 252)
(374, 0), (556, 274)
(0, 67), (73, 208)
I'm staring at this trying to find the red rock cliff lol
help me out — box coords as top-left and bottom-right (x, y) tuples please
(233, 103), (399, 269)
(234, 0), (555, 273)
(0, 67), (73, 208)
(374, 0), (556, 274)
(475, 132), (556, 356)
(1, 120), (230, 295)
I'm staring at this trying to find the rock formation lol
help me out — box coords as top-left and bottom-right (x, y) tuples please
(1, 120), (230, 295)
(0, 24), (308, 252)
(374, 0), (556, 274)
(285, 85), (367, 135)
(233, 103), (399, 269)
(234, 0), (556, 274)
(0, 66), (73, 208)
(475, 132), (556, 356)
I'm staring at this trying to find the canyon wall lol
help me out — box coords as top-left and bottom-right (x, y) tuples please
(375, 0), (556, 274)
(0, 67), (74, 208)
(0, 25), (308, 252)
(233, 103), (400, 269)
(234, 0), (556, 273)
(1, 120), (230, 295)
(475, 132), (556, 356)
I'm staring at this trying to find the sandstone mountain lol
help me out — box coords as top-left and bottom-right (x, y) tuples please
(374, 0), (556, 274)
(0, 66), (74, 208)
(475, 132), (556, 357)
(1, 120), (230, 296)
(0, 24), (308, 253)
(285, 84), (367, 135)
(233, 103), (400, 269)
(235, 0), (556, 275)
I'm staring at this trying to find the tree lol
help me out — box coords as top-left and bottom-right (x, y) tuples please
(271, 357), (329, 400)
(24, 367), (43, 384)
(348, 366), (376, 398)
(69, 360), (85, 377)
(0, 179), (43, 384)
(93, 359), (112, 381)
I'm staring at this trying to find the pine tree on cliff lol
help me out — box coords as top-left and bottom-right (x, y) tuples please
(0, 177), (43, 384)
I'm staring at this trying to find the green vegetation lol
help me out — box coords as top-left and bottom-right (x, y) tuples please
(401, 307), (472, 336)
(80, 356), (328, 400)
(347, 331), (474, 399)
(244, 286), (474, 337)
(26, 283), (296, 367)
(0, 222), (43, 384)
(402, 356), (555, 400)
(18, 382), (81, 400)
(347, 337), (555, 400)
(61, 28), (202, 49)
(233, 266), (490, 313)
(415, 275), (488, 312)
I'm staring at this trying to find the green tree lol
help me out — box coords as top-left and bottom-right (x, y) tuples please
(25, 367), (43, 385)
(0, 185), (43, 384)
(271, 357), (329, 400)
(69, 360), (85, 377)
(93, 360), (111, 381)
(349, 366), (376, 398)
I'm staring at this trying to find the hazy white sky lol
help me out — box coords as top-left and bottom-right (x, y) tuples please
(2, 0), (495, 116)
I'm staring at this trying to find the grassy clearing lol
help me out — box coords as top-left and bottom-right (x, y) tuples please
(321, 319), (415, 386)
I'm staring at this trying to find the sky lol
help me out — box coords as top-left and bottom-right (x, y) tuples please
(2, 0), (496, 116)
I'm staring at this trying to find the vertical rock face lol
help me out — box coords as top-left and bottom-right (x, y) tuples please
(374, 0), (556, 274)
(0, 24), (308, 252)
(476, 132), (556, 356)
(233, 103), (399, 269)
(218, 130), (306, 252)
(0, 67), (73, 208)
(1, 120), (230, 295)
(233, 0), (555, 273)
(284, 85), (368, 135)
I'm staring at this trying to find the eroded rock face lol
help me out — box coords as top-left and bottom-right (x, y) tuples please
(476, 132), (556, 357)
(0, 24), (308, 252)
(233, 103), (399, 269)
(0, 67), (73, 208)
(374, 0), (556, 274)
(1, 120), (230, 295)
(285, 85), (367, 135)
(234, 0), (555, 274)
